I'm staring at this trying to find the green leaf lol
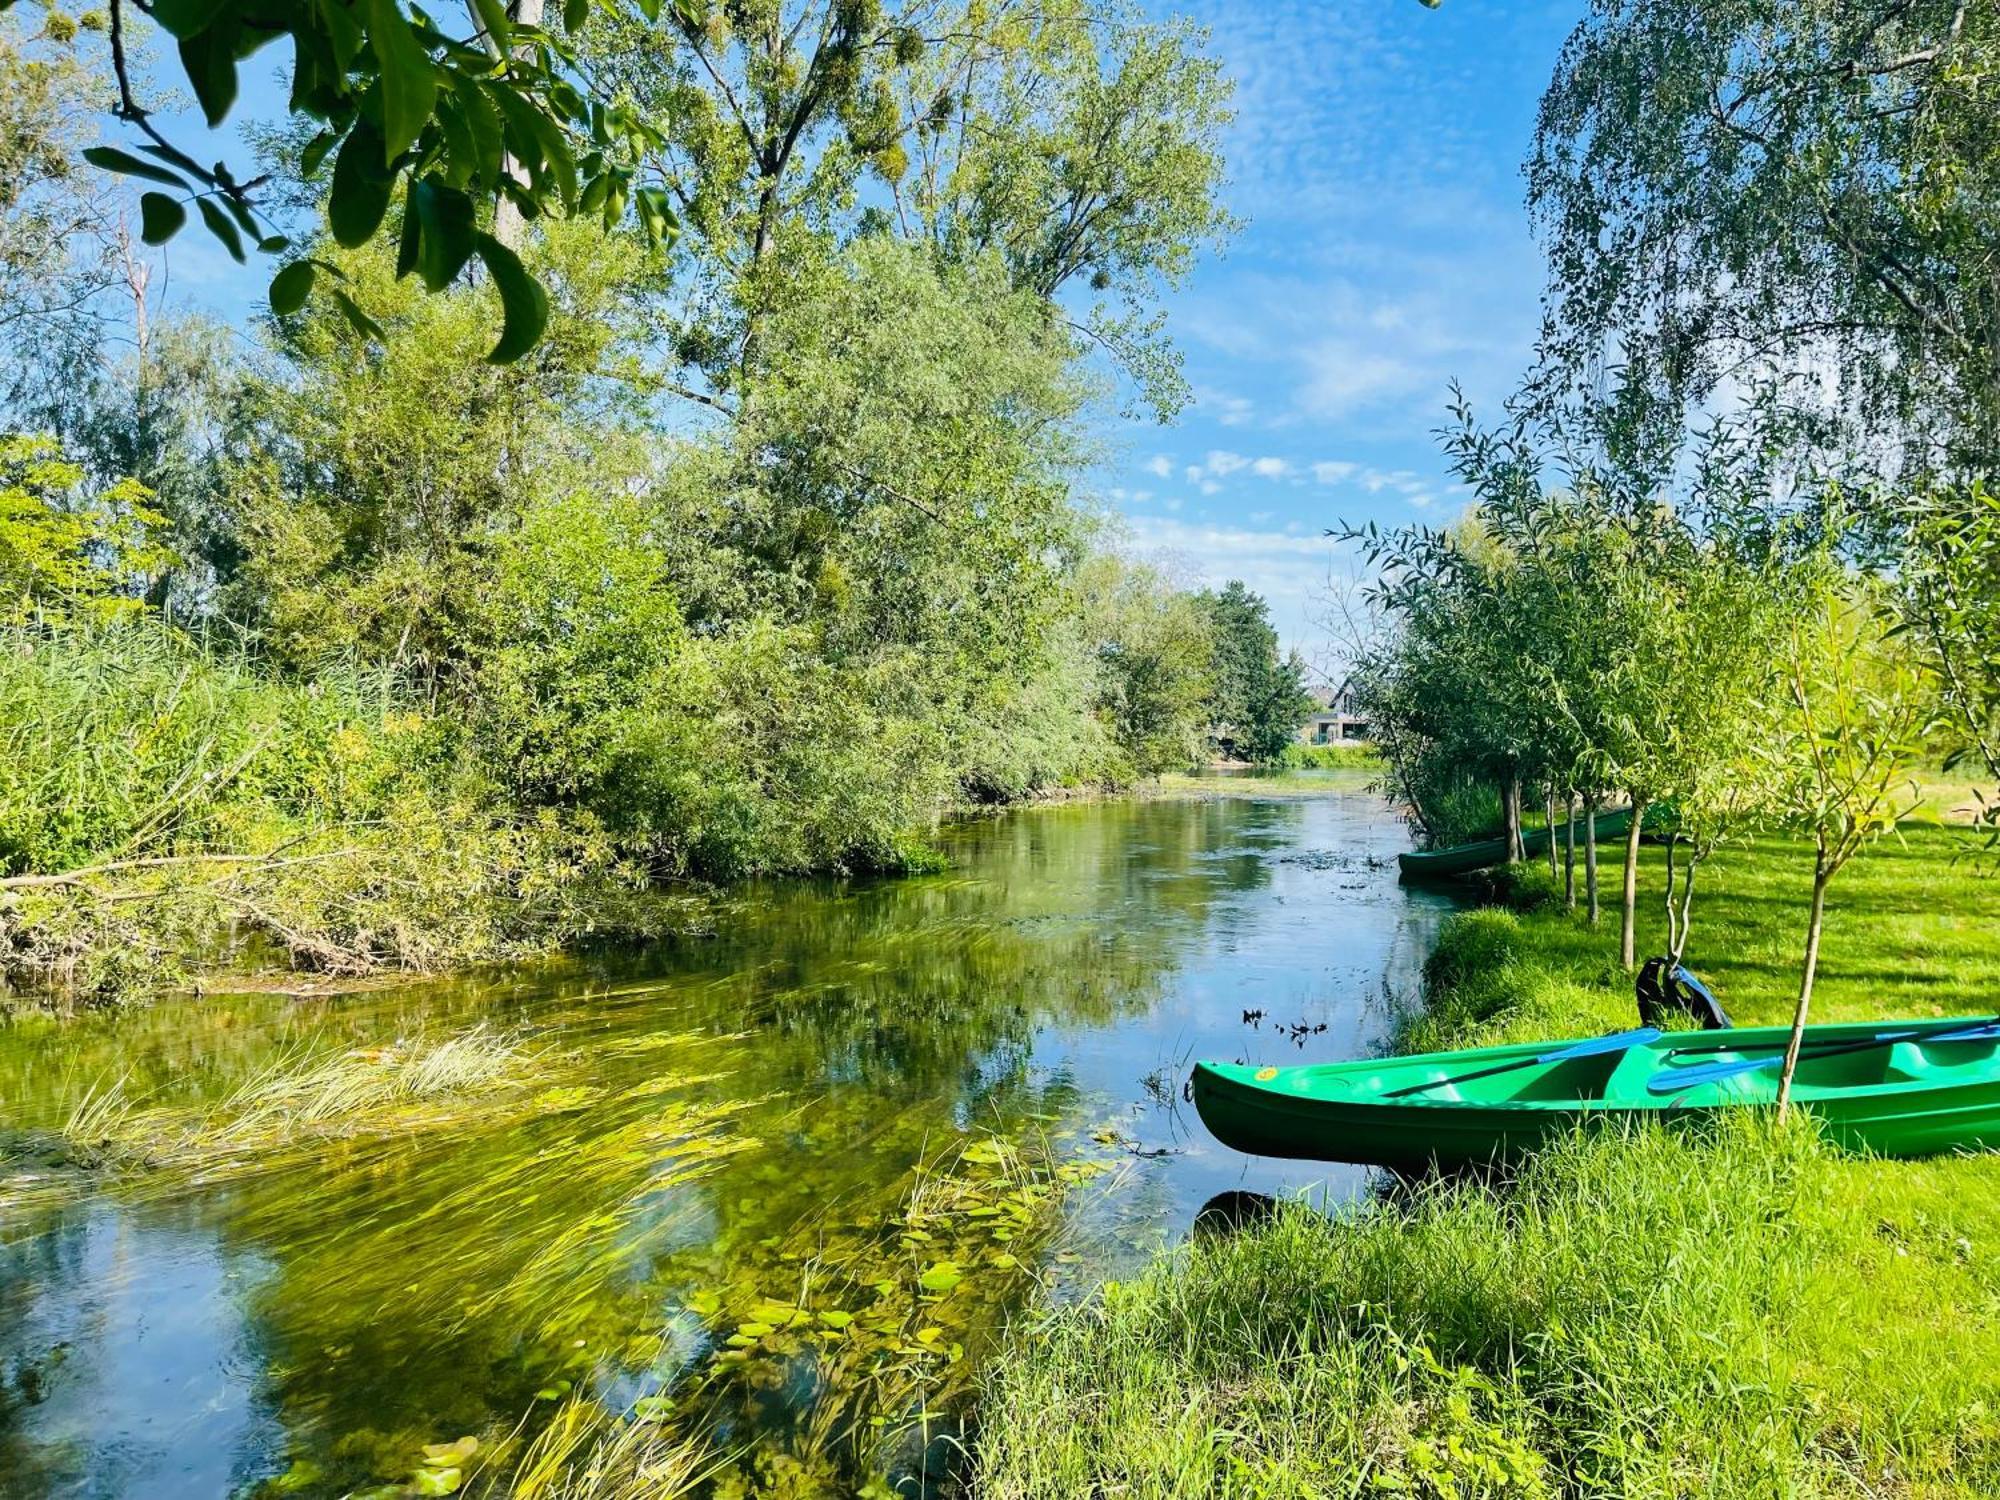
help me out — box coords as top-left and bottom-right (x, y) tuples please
(315, 0), (366, 66)
(434, 99), (477, 189)
(150, 0), (231, 39)
(82, 146), (187, 189)
(329, 122), (395, 247)
(473, 232), (548, 364)
(468, 0), (511, 50)
(138, 193), (187, 246)
(489, 86), (575, 205)
(218, 189), (262, 242)
(178, 23), (241, 125)
(395, 178), (422, 280)
(268, 260), (315, 316)
(634, 184), (676, 247)
(136, 139), (210, 179)
(197, 196), (247, 261)
(450, 78), (505, 183)
(562, 0), (588, 35)
(364, 0), (438, 163)
(330, 287), (386, 342)
(301, 127), (344, 179)
(412, 178), (476, 291)
(917, 1261), (963, 1293)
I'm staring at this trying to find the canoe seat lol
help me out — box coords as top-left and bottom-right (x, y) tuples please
(1789, 1047), (1922, 1089)
(1499, 1051), (1627, 1102)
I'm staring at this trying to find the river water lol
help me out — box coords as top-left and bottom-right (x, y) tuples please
(0, 774), (1455, 1499)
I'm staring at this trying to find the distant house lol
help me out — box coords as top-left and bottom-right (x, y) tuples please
(1300, 678), (1370, 744)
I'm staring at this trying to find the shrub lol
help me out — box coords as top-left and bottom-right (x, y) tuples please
(1276, 742), (1380, 770)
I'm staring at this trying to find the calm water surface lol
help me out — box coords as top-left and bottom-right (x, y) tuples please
(0, 775), (1453, 1498)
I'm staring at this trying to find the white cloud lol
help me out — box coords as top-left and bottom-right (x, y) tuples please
(1194, 386), (1257, 426)
(1298, 344), (1430, 422)
(1179, 449), (1307, 486)
(1123, 514), (1338, 653)
(1145, 454), (1175, 478)
(1311, 460), (1358, 485)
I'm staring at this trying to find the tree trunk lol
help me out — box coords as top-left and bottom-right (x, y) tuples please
(1563, 794), (1577, 912)
(1502, 771), (1524, 864)
(1545, 788), (1560, 881)
(1619, 793), (1649, 971)
(483, 0), (547, 250)
(1584, 797), (1600, 925)
(1776, 863), (1833, 1120)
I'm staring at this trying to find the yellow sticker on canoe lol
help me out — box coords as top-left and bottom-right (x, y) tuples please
(1254, 1067), (1279, 1081)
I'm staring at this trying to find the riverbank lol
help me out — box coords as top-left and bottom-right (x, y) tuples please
(1, 593), (1281, 1011)
(974, 827), (2000, 1497)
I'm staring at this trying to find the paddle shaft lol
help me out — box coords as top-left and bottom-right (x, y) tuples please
(1664, 1016), (2000, 1060)
(1651, 1019), (2000, 1095)
(1384, 1027), (1659, 1100)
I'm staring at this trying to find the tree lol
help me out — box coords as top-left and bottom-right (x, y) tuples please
(590, 0), (1235, 413)
(0, 432), (170, 619)
(1765, 562), (1934, 1117)
(0, 16), (122, 338)
(1529, 1), (2000, 469)
(1081, 554), (1213, 778)
(1196, 581), (1312, 762)
(1650, 535), (1788, 970)
(23, 0), (678, 359)
(1897, 480), (2000, 839)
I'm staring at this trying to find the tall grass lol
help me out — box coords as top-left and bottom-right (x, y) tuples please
(978, 1116), (2000, 1498)
(975, 828), (2000, 1499)
(0, 620), (686, 1001)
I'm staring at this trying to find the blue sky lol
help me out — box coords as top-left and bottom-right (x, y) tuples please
(136, 0), (1583, 663)
(1110, 0), (1583, 664)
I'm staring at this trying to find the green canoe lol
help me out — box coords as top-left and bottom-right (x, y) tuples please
(1192, 1018), (2000, 1171)
(1396, 805), (1649, 880)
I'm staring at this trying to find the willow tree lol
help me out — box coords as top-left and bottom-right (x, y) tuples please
(1766, 564), (1934, 1117)
(1898, 481), (2000, 839)
(1530, 0), (2000, 470)
(1530, 0), (2000, 858)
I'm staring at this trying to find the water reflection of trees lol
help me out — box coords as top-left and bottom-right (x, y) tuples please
(0, 797), (1291, 1496)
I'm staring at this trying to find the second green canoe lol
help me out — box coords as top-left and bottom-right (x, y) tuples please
(1193, 1019), (2000, 1170)
(1397, 805), (1653, 880)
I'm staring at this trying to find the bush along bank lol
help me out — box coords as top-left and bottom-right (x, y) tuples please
(973, 834), (2000, 1499)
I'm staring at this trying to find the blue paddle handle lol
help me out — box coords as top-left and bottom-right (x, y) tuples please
(1537, 1026), (1660, 1064)
(1649, 1021), (2000, 1095)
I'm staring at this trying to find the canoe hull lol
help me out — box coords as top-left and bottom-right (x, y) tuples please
(1396, 806), (1651, 881)
(1193, 1022), (2000, 1171)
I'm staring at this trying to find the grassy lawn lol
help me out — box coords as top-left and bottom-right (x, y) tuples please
(1424, 824), (2000, 1048)
(974, 827), (2000, 1499)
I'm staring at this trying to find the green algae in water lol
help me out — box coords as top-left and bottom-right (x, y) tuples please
(0, 786), (1455, 1497)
